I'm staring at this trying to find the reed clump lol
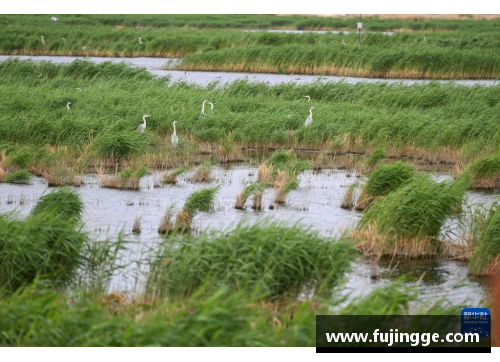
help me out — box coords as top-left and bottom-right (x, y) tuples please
(469, 205), (500, 276)
(366, 148), (387, 167)
(0, 189), (86, 294)
(356, 161), (416, 211)
(3, 170), (32, 184)
(353, 176), (466, 258)
(235, 182), (265, 210)
(465, 154), (500, 190)
(340, 182), (358, 210)
(99, 166), (148, 191)
(42, 167), (83, 187)
(163, 166), (189, 184)
(191, 162), (213, 183)
(147, 220), (356, 300)
(31, 188), (84, 223)
(171, 186), (220, 232)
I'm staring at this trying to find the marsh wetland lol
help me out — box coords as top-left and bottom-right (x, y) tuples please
(1, 14), (500, 347)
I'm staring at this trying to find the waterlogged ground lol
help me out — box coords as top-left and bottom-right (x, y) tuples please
(1, 55), (498, 86)
(0, 164), (495, 306)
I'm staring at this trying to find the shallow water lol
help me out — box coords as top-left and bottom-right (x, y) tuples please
(0, 164), (493, 306)
(243, 29), (395, 35)
(1, 55), (498, 86)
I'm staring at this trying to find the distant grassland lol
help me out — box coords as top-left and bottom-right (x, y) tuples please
(3, 14), (500, 32)
(1, 15), (500, 79)
(0, 60), (499, 169)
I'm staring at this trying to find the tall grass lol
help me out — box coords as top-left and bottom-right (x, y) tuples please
(469, 204), (500, 276)
(147, 220), (356, 300)
(4, 14), (499, 32)
(353, 176), (466, 258)
(357, 161), (416, 210)
(178, 42), (500, 79)
(1, 15), (500, 78)
(1, 61), (500, 171)
(0, 213), (86, 294)
(3, 170), (31, 184)
(465, 153), (500, 189)
(31, 188), (84, 222)
(173, 186), (219, 231)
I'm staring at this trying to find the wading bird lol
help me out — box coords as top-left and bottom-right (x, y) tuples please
(137, 114), (150, 133)
(41, 36), (45, 46)
(201, 100), (214, 118)
(304, 107), (314, 127)
(66, 102), (72, 110)
(61, 37), (66, 43)
(138, 37), (143, 44)
(171, 121), (178, 149)
(51, 17), (58, 22)
(304, 95), (311, 102)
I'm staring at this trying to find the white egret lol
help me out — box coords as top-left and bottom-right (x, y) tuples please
(304, 107), (314, 127)
(66, 102), (72, 110)
(137, 114), (150, 133)
(51, 17), (58, 22)
(41, 36), (45, 46)
(61, 37), (66, 43)
(138, 37), (143, 44)
(201, 100), (214, 118)
(304, 95), (311, 102)
(171, 120), (178, 149)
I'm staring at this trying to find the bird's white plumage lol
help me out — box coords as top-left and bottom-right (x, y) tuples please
(51, 17), (58, 22)
(41, 36), (45, 45)
(66, 102), (72, 110)
(137, 114), (150, 133)
(138, 37), (143, 44)
(201, 100), (214, 117)
(171, 121), (178, 149)
(304, 95), (310, 102)
(304, 107), (314, 127)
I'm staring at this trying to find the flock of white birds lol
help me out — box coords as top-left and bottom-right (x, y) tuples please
(131, 97), (314, 149)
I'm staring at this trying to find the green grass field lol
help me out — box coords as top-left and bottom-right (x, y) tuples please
(1, 15), (500, 78)
(0, 59), (498, 174)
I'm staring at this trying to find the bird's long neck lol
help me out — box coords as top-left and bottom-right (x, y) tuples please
(173, 123), (177, 134)
(309, 108), (313, 119)
(142, 116), (147, 126)
(201, 101), (206, 113)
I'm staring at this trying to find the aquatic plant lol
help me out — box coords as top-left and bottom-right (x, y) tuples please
(0, 284), (319, 347)
(366, 148), (387, 166)
(0, 212), (86, 294)
(31, 188), (84, 222)
(91, 131), (147, 160)
(340, 182), (358, 210)
(3, 170), (31, 184)
(173, 186), (220, 231)
(132, 216), (141, 234)
(163, 166), (189, 184)
(2, 15), (500, 78)
(356, 161), (416, 210)
(4, 146), (35, 170)
(1, 61), (500, 173)
(465, 153), (500, 189)
(469, 204), (500, 276)
(147, 220), (356, 299)
(99, 166), (148, 191)
(191, 162), (213, 182)
(353, 176), (466, 258)
(235, 182), (265, 210)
